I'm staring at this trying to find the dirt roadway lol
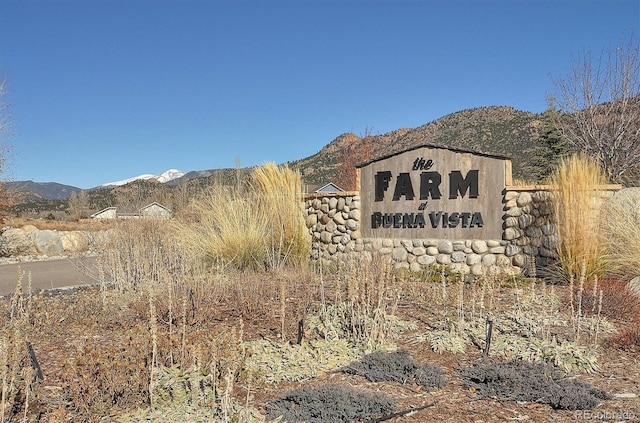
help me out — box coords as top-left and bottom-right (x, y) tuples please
(0, 256), (98, 296)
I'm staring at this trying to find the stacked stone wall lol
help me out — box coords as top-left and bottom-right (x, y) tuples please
(304, 186), (619, 275)
(305, 194), (362, 259)
(502, 189), (557, 273)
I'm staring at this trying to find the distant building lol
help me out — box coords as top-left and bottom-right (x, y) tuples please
(90, 207), (117, 219)
(139, 202), (172, 219)
(90, 203), (172, 219)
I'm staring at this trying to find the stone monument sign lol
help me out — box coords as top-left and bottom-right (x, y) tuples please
(358, 145), (511, 240)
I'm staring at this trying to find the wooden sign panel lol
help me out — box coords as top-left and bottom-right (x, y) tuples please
(359, 145), (510, 239)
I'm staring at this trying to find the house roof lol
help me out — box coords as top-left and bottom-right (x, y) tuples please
(90, 207), (117, 218)
(139, 202), (172, 212)
(313, 182), (345, 193)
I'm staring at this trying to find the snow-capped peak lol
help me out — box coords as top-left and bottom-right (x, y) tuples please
(101, 169), (186, 187)
(155, 169), (186, 183)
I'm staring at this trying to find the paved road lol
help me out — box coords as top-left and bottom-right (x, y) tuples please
(0, 257), (99, 296)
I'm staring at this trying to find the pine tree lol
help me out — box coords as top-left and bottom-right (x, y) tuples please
(528, 110), (573, 182)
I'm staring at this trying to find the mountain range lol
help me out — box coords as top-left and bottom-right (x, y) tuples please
(7, 106), (553, 203)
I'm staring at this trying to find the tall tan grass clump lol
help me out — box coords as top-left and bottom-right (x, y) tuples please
(175, 163), (309, 271)
(175, 183), (270, 271)
(547, 154), (610, 284)
(601, 188), (640, 278)
(250, 162), (310, 269)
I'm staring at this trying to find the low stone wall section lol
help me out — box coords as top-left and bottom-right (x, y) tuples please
(502, 187), (619, 274)
(502, 189), (557, 273)
(304, 186), (619, 276)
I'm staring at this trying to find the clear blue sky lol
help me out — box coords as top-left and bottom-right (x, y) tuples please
(1, 0), (638, 188)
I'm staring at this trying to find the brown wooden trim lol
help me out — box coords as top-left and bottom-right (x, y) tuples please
(505, 160), (513, 186)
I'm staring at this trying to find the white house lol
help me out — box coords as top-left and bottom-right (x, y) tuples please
(90, 203), (172, 219)
(139, 202), (172, 219)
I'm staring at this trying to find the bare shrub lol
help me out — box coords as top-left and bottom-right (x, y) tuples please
(98, 219), (202, 292)
(336, 129), (374, 190)
(49, 288), (250, 420)
(577, 277), (640, 324)
(460, 360), (610, 410)
(0, 77), (14, 224)
(0, 208), (318, 420)
(549, 33), (640, 184)
(265, 384), (395, 423)
(588, 277), (640, 351)
(0, 273), (39, 421)
(605, 323), (640, 351)
(59, 330), (151, 417)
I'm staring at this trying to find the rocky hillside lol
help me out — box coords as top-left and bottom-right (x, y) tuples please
(292, 106), (544, 188)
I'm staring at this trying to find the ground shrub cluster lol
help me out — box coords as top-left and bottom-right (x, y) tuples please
(459, 359), (610, 410)
(606, 322), (640, 351)
(342, 349), (447, 390)
(265, 384), (396, 423)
